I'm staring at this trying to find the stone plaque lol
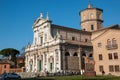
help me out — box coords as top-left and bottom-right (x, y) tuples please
(85, 63), (94, 71)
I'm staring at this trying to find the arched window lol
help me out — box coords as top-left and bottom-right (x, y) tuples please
(107, 39), (112, 48)
(90, 13), (94, 18)
(91, 25), (94, 30)
(112, 38), (117, 48)
(83, 15), (86, 20)
(65, 52), (70, 56)
(73, 52), (78, 56)
(107, 39), (111, 45)
(112, 38), (116, 45)
(81, 51), (86, 57)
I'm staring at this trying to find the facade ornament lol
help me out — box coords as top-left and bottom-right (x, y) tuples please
(46, 12), (49, 20)
(88, 3), (93, 8)
(40, 13), (43, 18)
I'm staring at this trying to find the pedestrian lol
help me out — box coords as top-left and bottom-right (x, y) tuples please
(102, 70), (105, 75)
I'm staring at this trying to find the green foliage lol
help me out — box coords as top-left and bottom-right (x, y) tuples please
(0, 48), (20, 57)
(21, 75), (120, 80)
(0, 48), (20, 68)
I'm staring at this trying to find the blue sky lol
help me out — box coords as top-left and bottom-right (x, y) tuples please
(0, 0), (120, 51)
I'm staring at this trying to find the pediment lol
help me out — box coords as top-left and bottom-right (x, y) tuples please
(33, 18), (48, 28)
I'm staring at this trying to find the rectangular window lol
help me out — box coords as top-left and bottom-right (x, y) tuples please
(98, 43), (102, 48)
(99, 65), (103, 72)
(109, 65), (114, 72)
(72, 37), (75, 40)
(91, 25), (94, 30)
(112, 39), (117, 45)
(4, 65), (6, 68)
(99, 54), (102, 60)
(115, 65), (120, 72)
(107, 40), (111, 48)
(114, 53), (118, 59)
(40, 37), (43, 44)
(108, 53), (112, 60)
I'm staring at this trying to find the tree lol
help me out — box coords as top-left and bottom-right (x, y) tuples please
(0, 48), (20, 68)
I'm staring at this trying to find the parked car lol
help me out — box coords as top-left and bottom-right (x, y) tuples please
(0, 72), (21, 80)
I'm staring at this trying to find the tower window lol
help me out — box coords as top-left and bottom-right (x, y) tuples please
(91, 25), (94, 30)
(90, 14), (94, 18)
(83, 15), (86, 20)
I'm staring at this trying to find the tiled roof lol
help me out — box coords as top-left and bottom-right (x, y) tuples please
(51, 24), (92, 34)
(92, 24), (120, 33)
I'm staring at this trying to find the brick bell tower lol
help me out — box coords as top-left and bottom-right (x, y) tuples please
(80, 4), (103, 32)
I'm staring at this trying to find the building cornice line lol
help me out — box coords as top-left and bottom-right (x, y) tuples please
(81, 19), (103, 24)
(91, 29), (109, 41)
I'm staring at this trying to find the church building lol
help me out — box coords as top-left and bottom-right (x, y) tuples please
(25, 4), (120, 76)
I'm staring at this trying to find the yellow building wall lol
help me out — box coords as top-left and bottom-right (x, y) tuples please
(92, 29), (120, 76)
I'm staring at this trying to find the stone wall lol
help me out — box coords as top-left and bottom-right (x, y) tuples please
(66, 56), (79, 71)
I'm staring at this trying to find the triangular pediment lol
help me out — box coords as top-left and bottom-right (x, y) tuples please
(33, 18), (48, 28)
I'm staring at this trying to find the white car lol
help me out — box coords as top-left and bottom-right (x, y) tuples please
(0, 72), (21, 80)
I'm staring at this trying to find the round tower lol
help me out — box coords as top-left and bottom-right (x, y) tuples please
(80, 4), (103, 32)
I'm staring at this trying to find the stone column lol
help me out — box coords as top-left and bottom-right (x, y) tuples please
(32, 54), (34, 72)
(62, 46), (65, 71)
(42, 53), (45, 72)
(60, 45), (65, 70)
(46, 52), (49, 72)
(78, 47), (82, 71)
(35, 54), (37, 72)
(58, 49), (61, 72)
(54, 51), (56, 73)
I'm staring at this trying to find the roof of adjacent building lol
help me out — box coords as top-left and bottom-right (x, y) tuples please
(92, 24), (120, 33)
(51, 24), (92, 34)
(0, 59), (11, 64)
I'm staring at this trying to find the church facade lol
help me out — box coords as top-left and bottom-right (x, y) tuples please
(25, 4), (120, 76)
(25, 14), (93, 73)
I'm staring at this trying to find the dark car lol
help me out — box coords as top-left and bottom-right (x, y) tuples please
(0, 72), (21, 80)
